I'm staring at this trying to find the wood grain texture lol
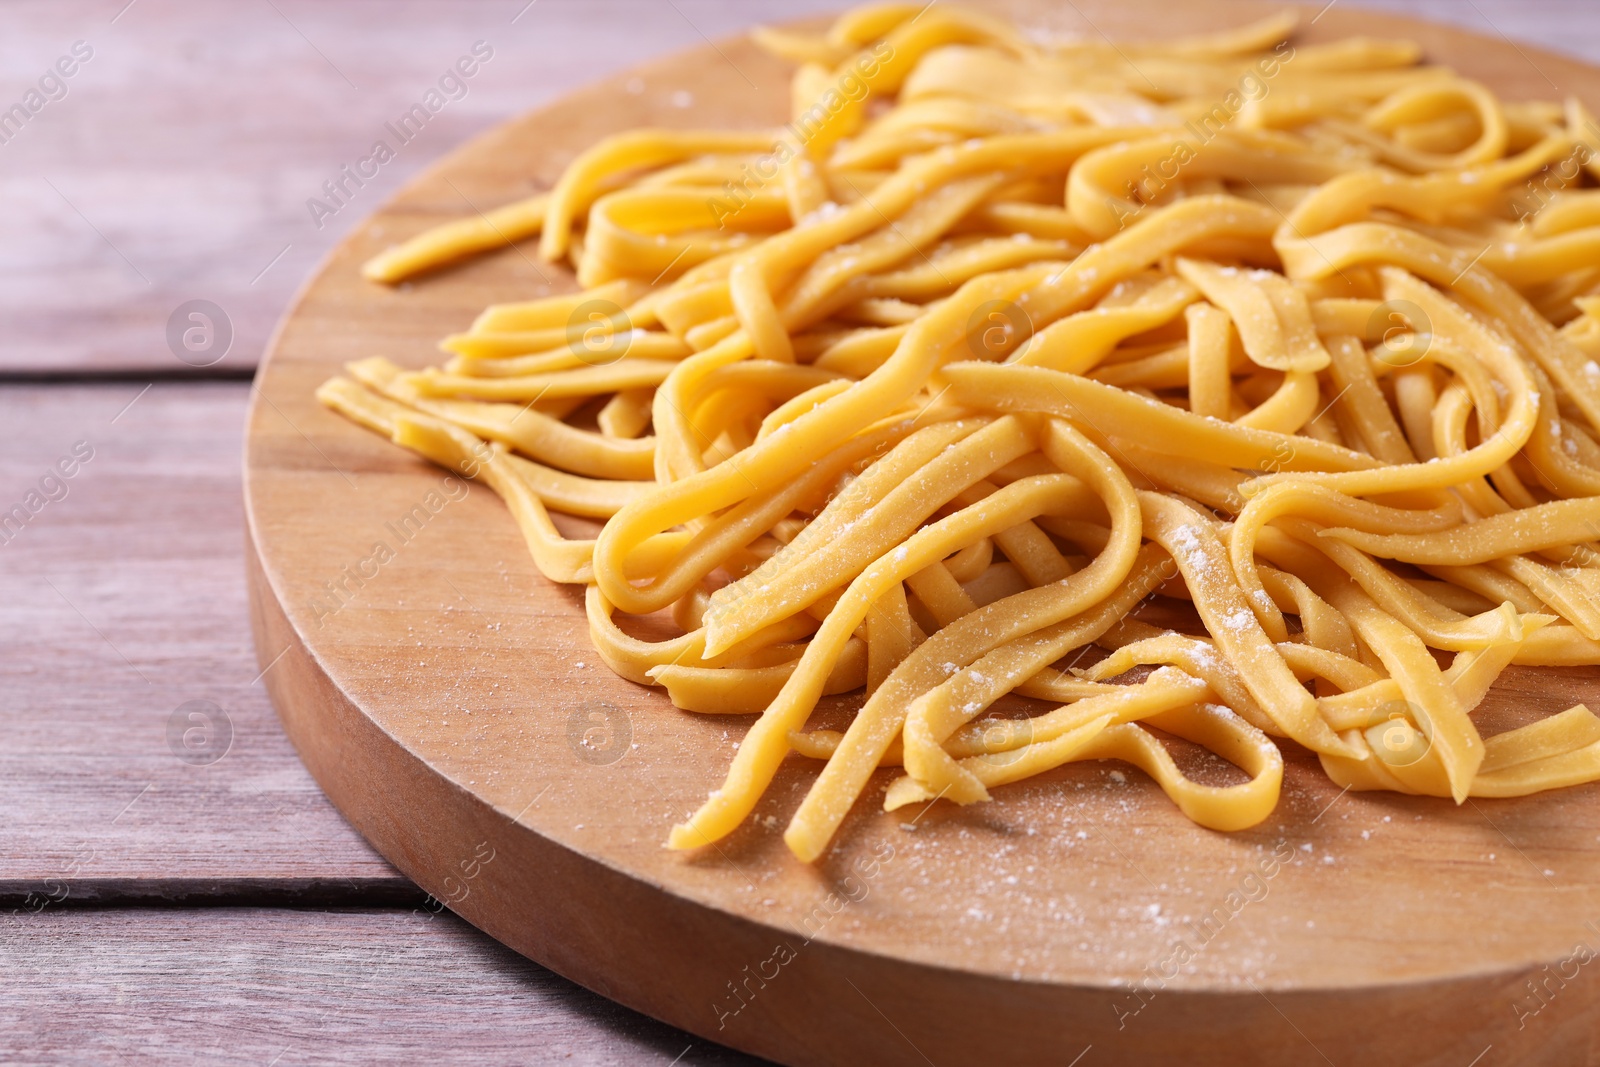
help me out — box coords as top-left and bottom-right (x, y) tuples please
(0, 0), (845, 375)
(2, 0), (1597, 374)
(0, 382), (404, 894)
(5, 1), (1598, 1064)
(243, 2), (1600, 1065)
(0, 908), (764, 1066)
(0, 381), (758, 1059)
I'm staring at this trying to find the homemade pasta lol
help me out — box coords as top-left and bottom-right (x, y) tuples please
(322, 4), (1600, 862)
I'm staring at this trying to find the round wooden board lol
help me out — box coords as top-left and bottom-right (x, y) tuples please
(245, 3), (1600, 1063)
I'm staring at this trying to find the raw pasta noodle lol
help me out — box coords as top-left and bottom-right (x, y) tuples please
(325, 3), (1600, 863)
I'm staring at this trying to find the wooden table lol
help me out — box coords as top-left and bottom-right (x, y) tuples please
(3, 1), (1596, 1062)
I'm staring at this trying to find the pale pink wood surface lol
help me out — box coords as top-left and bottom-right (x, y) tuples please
(1, 1), (1596, 373)
(4, 3), (1599, 1065)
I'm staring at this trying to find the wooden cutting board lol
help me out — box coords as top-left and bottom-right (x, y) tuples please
(244, 3), (1600, 1063)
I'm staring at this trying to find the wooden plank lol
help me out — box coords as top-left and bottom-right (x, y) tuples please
(0, 0), (843, 375)
(1, 0), (1595, 374)
(0, 381), (405, 893)
(0, 907), (765, 1065)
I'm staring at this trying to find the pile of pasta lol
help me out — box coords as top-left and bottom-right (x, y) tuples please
(321, 3), (1600, 863)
